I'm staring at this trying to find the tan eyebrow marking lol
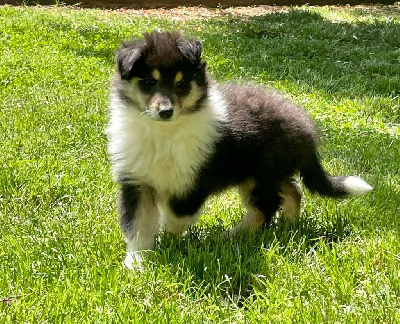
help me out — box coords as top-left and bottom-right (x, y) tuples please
(151, 69), (161, 81)
(174, 71), (183, 83)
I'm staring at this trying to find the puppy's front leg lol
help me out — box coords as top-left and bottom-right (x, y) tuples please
(160, 193), (205, 234)
(160, 205), (201, 234)
(118, 184), (159, 270)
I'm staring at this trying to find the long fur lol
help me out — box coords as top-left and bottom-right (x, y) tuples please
(108, 83), (226, 197)
(106, 31), (373, 269)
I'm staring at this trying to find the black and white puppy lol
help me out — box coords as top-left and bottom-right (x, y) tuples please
(107, 31), (372, 269)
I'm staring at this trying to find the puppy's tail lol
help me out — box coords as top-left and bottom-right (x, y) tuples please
(300, 155), (373, 198)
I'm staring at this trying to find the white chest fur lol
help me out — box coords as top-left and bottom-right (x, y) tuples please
(107, 88), (226, 197)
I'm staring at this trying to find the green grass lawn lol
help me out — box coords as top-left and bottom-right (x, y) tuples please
(1, 4), (399, 322)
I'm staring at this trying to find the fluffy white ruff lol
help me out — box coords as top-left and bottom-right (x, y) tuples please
(343, 176), (373, 196)
(106, 86), (227, 198)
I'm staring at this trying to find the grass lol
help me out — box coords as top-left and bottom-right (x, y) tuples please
(1, 4), (399, 322)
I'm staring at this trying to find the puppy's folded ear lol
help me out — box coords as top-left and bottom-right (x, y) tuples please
(116, 42), (144, 80)
(177, 38), (203, 67)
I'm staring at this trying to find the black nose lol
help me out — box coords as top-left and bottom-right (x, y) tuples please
(158, 108), (173, 120)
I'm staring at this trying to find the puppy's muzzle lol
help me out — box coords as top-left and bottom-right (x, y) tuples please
(152, 94), (174, 121)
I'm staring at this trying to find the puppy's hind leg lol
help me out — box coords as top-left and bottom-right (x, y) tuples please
(230, 179), (264, 235)
(118, 184), (159, 270)
(279, 178), (302, 220)
(230, 179), (282, 235)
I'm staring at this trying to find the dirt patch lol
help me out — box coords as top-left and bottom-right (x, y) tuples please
(107, 4), (399, 20)
(109, 5), (289, 20)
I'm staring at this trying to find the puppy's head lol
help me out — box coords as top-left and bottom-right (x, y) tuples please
(115, 31), (208, 122)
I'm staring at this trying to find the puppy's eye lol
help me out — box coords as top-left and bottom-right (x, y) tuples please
(176, 81), (187, 90)
(139, 78), (157, 90)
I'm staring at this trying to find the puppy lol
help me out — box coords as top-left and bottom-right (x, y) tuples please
(106, 31), (372, 269)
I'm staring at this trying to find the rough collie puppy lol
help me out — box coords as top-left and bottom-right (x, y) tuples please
(107, 31), (372, 269)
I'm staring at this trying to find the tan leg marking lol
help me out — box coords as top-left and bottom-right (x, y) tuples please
(279, 179), (302, 220)
(230, 179), (265, 235)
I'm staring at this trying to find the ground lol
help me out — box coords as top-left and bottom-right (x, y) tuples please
(106, 3), (400, 20)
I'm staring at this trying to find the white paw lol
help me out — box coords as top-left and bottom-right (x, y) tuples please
(124, 251), (144, 271)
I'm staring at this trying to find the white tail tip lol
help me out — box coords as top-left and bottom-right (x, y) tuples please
(343, 176), (373, 196)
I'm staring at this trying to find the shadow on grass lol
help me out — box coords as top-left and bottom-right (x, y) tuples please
(58, 9), (399, 124)
(49, 8), (400, 103)
(152, 211), (352, 306)
(200, 9), (400, 99)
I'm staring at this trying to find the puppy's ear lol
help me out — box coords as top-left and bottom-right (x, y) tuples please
(116, 42), (144, 80)
(177, 38), (203, 67)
